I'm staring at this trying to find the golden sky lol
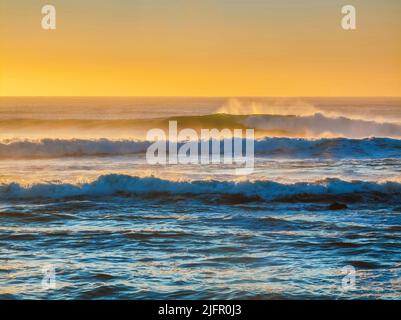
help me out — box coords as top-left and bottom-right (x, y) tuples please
(1, 0), (401, 96)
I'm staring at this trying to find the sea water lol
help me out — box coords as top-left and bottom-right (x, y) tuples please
(0, 97), (400, 299)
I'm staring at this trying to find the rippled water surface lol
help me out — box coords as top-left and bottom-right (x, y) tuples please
(1, 195), (401, 299)
(1, 97), (401, 299)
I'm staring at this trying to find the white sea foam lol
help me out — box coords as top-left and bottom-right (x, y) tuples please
(0, 139), (150, 158)
(0, 137), (400, 159)
(2, 112), (401, 140)
(242, 113), (401, 138)
(1, 174), (400, 200)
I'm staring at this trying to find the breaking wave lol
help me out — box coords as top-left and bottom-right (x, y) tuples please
(1, 137), (400, 159)
(1, 174), (401, 201)
(0, 139), (151, 159)
(242, 113), (401, 138)
(3, 112), (401, 139)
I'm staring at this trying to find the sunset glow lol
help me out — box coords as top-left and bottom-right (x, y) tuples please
(1, 0), (400, 96)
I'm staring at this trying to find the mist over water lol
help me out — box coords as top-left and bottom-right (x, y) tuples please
(0, 97), (401, 299)
(1, 97), (401, 139)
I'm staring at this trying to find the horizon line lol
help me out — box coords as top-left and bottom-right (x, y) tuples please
(1, 96), (401, 99)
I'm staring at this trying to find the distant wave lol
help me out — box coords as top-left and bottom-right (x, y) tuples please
(1, 137), (401, 159)
(0, 139), (150, 159)
(242, 113), (401, 138)
(1, 174), (401, 201)
(253, 137), (401, 159)
(2, 113), (401, 139)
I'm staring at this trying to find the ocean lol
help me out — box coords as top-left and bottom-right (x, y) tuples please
(0, 97), (400, 299)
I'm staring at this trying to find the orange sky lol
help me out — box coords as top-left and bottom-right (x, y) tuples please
(1, 0), (400, 96)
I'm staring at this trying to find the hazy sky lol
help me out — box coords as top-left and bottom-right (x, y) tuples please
(1, 0), (400, 96)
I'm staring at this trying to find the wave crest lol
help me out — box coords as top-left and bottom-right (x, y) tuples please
(242, 113), (401, 138)
(1, 137), (400, 159)
(2, 112), (401, 139)
(1, 174), (401, 201)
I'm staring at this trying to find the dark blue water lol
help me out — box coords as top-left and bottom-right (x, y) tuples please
(1, 97), (401, 299)
(1, 191), (401, 299)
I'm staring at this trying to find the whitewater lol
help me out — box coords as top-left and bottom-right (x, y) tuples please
(0, 97), (400, 299)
